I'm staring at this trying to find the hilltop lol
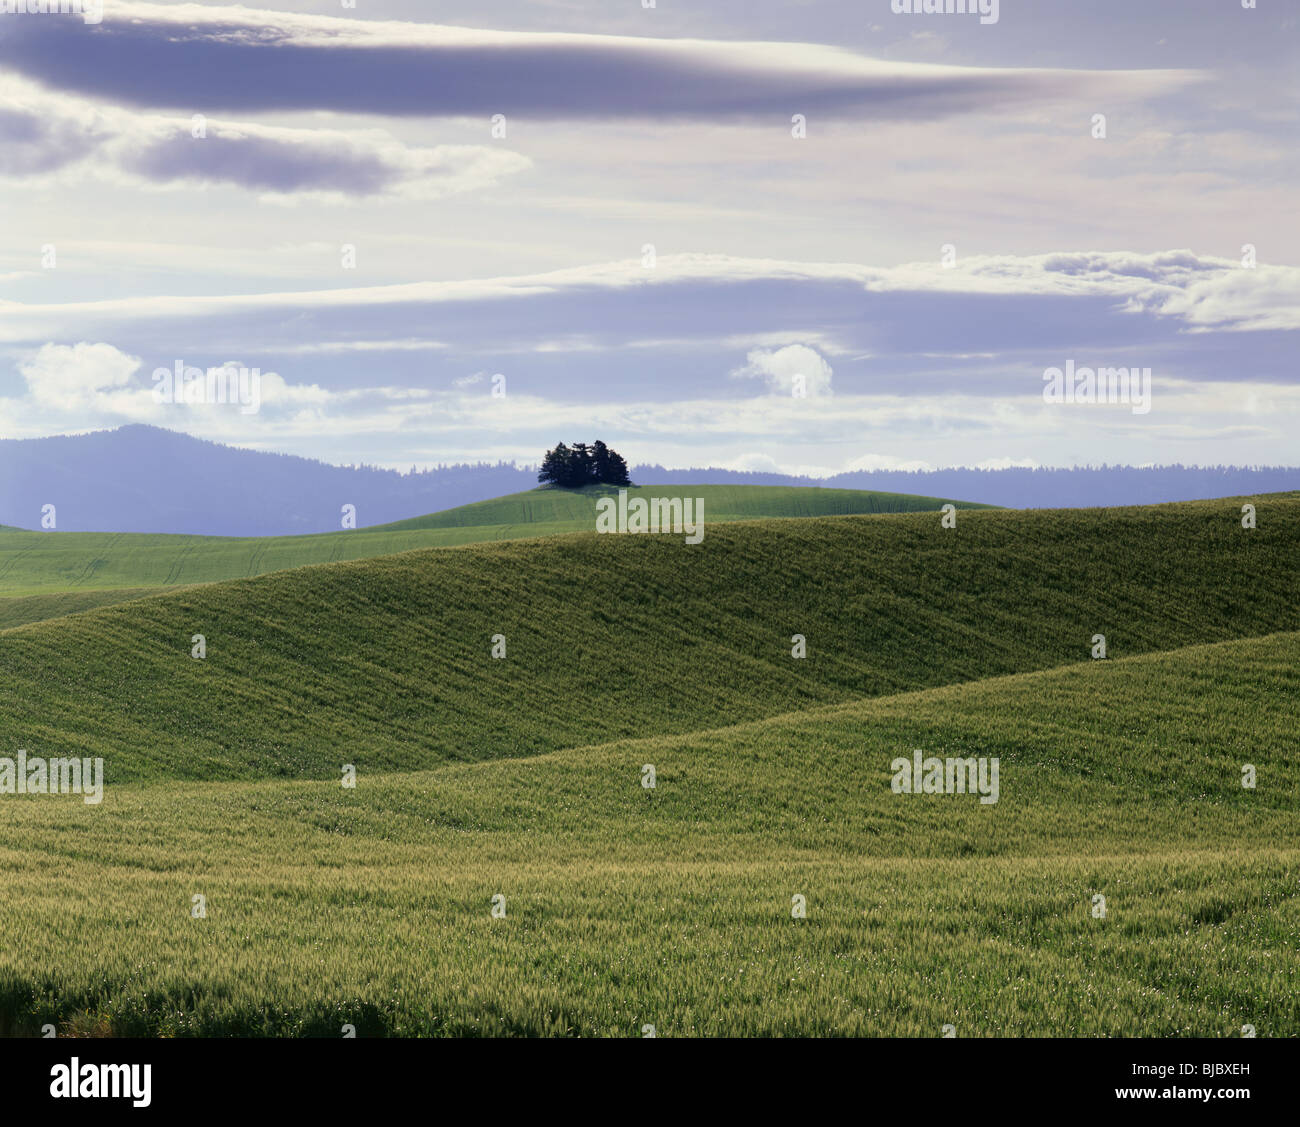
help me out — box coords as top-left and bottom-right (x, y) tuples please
(370, 482), (985, 532)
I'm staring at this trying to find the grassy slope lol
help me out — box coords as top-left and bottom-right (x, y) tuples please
(371, 483), (987, 531)
(0, 495), (1295, 1037)
(0, 630), (1295, 1036)
(0, 484), (987, 606)
(0, 587), (163, 631)
(0, 498), (1295, 783)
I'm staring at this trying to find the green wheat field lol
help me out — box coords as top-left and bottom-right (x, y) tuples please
(0, 486), (1296, 1036)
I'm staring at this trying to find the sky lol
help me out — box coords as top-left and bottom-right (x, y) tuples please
(0, 0), (1295, 475)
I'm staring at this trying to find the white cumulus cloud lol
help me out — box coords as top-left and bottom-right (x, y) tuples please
(20, 342), (141, 409)
(732, 344), (834, 398)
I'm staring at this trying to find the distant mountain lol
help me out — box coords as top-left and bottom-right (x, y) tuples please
(2, 425), (1298, 534)
(0, 425), (536, 535)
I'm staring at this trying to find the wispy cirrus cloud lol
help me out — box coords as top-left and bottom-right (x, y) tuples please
(0, 76), (530, 199)
(1, 250), (1293, 345)
(0, 2), (1199, 120)
(863, 250), (1300, 333)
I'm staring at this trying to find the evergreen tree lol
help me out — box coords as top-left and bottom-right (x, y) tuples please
(538, 440), (632, 488)
(538, 442), (579, 487)
(591, 441), (612, 484)
(602, 446), (631, 486)
(571, 443), (593, 484)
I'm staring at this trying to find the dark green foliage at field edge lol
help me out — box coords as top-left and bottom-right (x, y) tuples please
(0, 498), (1294, 783)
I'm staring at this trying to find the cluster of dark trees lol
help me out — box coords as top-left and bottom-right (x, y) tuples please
(537, 441), (632, 488)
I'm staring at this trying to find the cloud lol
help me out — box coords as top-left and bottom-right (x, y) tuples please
(863, 250), (1300, 332)
(0, 76), (530, 199)
(117, 124), (531, 203)
(0, 2), (1198, 121)
(1133, 265), (1300, 333)
(1, 250), (1295, 472)
(2, 251), (1294, 352)
(973, 457), (1040, 470)
(0, 92), (104, 175)
(733, 344), (834, 397)
(19, 342), (140, 409)
(277, 339), (450, 356)
(842, 453), (935, 472)
(6, 343), (334, 427)
(9, 364), (1296, 468)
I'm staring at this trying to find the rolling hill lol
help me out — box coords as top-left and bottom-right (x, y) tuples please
(0, 493), (1295, 1037)
(0, 495), (1294, 782)
(0, 483), (987, 625)
(0, 628), (1295, 1036)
